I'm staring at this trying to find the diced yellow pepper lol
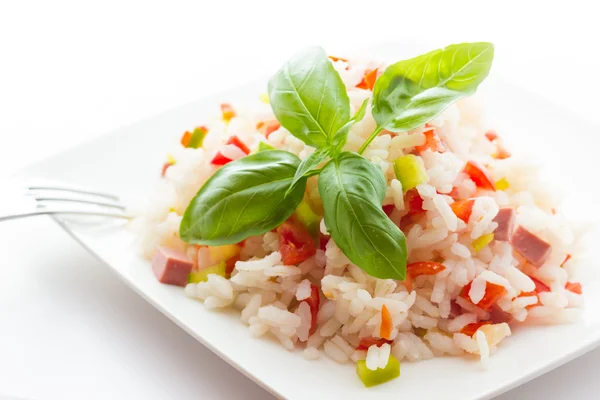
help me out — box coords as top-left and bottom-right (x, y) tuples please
(188, 262), (227, 283)
(356, 355), (401, 387)
(393, 155), (428, 192)
(259, 93), (270, 104)
(495, 178), (509, 191)
(167, 154), (176, 164)
(472, 233), (494, 252)
(208, 244), (241, 265)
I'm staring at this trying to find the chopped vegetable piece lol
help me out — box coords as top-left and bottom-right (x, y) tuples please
(511, 225), (551, 267)
(493, 145), (511, 160)
(561, 254), (572, 267)
(531, 276), (551, 293)
(319, 234), (330, 251)
(356, 68), (378, 91)
(461, 281), (507, 311)
(565, 281), (582, 295)
(461, 321), (491, 337)
(380, 304), (392, 340)
(257, 141), (275, 152)
(356, 355), (401, 388)
(161, 161), (174, 177)
(414, 128), (446, 153)
(328, 55), (348, 63)
(356, 337), (393, 351)
(210, 152), (233, 166)
(188, 262), (227, 283)
(303, 284), (321, 335)
(277, 220), (317, 265)
(259, 93), (270, 104)
(294, 200), (320, 239)
(485, 130), (498, 141)
(208, 244), (241, 265)
(220, 103), (236, 122)
(404, 189), (425, 214)
(225, 255), (240, 277)
(401, 272), (413, 292)
(256, 120), (281, 138)
(211, 136), (250, 166)
(450, 199), (475, 223)
(464, 161), (496, 191)
(495, 178), (509, 191)
(382, 204), (395, 216)
(472, 233), (494, 252)
(407, 261), (446, 277)
(180, 131), (192, 147)
(393, 154), (428, 192)
(186, 126), (208, 149)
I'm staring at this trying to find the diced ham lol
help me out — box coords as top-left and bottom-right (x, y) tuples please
(152, 247), (193, 286)
(510, 226), (552, 267)
(493, 208), (515, 241)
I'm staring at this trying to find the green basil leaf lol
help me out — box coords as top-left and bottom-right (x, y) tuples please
(318, 152), (407, 280)
(331, 98), (369, 155)
(180, 150), (306, 246)
(286, 147), (330, 196)
(372, 42), (494, 132)
(268, 47), (350, 148)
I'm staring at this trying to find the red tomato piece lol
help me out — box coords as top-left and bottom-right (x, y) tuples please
(461, 321), (492, 337)
(356, 68), (378, 91)
(180, 131), (192, 147)
(220, 103), (236, 122)
(460, 281), (507, 311)
(382, 204), (395, 216)
(450, 199), (475, 223)
(277, 220), (317, 265)
(565, 281), (582, 295)
(355, 337), (393, 351)
(211, 152), (233, 165)
(464, 161), (496, 191)
(415, 129), (446, 153)
(303, 284), (321, 335)
(407, 261), (446, 277)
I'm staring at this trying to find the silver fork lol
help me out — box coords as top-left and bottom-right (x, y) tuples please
(0, 180), (130, 222)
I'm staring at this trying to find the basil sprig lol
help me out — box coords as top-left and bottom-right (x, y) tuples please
(180, 42), (494, 280)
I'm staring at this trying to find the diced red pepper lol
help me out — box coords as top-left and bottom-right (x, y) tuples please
(382, 204), (395, 216)
(460, 281), (507, 311)
(518, 275), (550, 309)
(180, 131), (192, 147)
(221, 103), (236, 122)
(450, 199), (475, 223)
(356, 68), (378, 91)
(565, 281), (582, 295)
(211, 136), (250, 166)
(161, 161), (174, 177)
(355, 337), (393, 351)
(380, 304), (393, 340)
(405, 189), (425, 215)
(303, 284), (321, 335)
(401, 273), (413, 292)
(407, 261), (446, 277)
(277, 220), (317, 265)
(256, 120), (281, 138)
(319, 234), (330, 251)
(464, 161), (496, 191)
(415, 129), (446, 153)
(493, 146), (511, 160)
(225, 255), (241, 277)
(461, 321), (492, 337)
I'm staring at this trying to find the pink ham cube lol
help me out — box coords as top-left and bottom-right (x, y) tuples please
(511, 225), (552, 267)
(493, 208), (515, 241)
(152, 247), (193, 287)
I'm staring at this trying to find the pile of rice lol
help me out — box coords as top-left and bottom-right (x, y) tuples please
(131, 56), (585, 369)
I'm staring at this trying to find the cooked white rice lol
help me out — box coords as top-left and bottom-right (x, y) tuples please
(132, 54), (585, 371)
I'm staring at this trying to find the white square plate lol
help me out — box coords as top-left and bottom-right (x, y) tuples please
(16, 43), (600, 399)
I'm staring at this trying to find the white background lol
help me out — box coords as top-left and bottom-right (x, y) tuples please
(1, 1), (599, 399)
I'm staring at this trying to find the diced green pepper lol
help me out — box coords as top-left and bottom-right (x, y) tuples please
(187, 126), (208, 149)
(188, 262), (227, 283)
(294, 200), (320, 238)
(257, 141), (275, 152)
(356, 355), (401, 387)
(393, 154), (428, 192)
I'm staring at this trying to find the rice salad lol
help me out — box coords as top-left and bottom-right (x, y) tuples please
(132, 43), (584, 387)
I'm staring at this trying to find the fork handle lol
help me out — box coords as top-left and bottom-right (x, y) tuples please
(0, 210), (130, 222)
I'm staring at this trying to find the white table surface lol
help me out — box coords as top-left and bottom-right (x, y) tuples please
(1, 1), (599, 399)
